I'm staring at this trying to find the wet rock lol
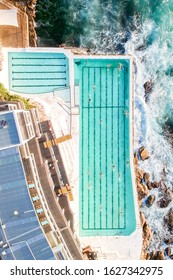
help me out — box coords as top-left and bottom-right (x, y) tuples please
(137, 183), (148, 200)
(144, 81), (152, 93)
(147, 181), (152, 190)
(145, 253), (151, 260)
(146, 195), (155, 207)
(168, 213), (173, 228)
(143, 172), (150, 183)
(162, 166), (169, 176)
(157, 187), (172, 208)
(165, 247), (171, 257)
(164, 207), (173, 231)
(155, 251), (165, 260)
(159, 180), (167, 191)
(136, 178), (142, 187)
(150, 251), (156, 260)
(143, 222), (152, 249)
(133, 152), (138, 165)
(157, 197), (172, 208)
(143, 222), (152, 238)
(150, 251), (165, 260)
(135, 168), (144, 180)
(164, 238), (173, 245)
(140, 221), (152, 259)
(152, 181), (159, 188)
(144, 81), (152, 102)
(140, 251), (150, 260)
(165, 188), (173, 197)
(27, 2), (34, 10)
(139, 146), (149, 161)
(140, 212), (146, 227)
(135, 44), (146, 51)
(138, 199), (143, 207)
(28, 18), (35, 27)
(160, 183), (173, 198)
(140, 251), (147, 260)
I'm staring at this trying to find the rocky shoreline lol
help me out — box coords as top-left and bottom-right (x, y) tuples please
(135, 147), (173, 260)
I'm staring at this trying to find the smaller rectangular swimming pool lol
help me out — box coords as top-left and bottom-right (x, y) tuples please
(75, 58), (136, 236)
(9, 52), (69, 94)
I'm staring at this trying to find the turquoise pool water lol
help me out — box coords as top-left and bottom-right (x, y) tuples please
(9, 52), (69, 94)
(75, 58), (136, 236)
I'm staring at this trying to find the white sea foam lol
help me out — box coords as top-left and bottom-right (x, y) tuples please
(124, 13), (173, 249)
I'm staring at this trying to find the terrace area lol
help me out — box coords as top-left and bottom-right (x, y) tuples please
(0, 0), (29, 48)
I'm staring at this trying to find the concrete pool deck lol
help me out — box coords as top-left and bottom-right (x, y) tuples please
(72, 55), (142, 259)
(0, 47), (142, 259)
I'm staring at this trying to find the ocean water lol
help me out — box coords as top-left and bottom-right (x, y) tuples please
(36, 0), (173, 253)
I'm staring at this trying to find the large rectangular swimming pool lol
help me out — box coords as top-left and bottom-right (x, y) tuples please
(75, 58), (136, 236)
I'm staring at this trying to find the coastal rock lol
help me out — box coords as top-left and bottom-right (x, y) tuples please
(133, 152), (138, 165)
(139, 146), (149, 161)
(140, 251), (150, 260)
(143, 172), (150, 183)
(140, 251), (146, 260)
(157, 196), (172, 208)
(144, 81), (152, 93)
(159, 180), (167, 191)
(145, 253), (151, 260)
(135, 176), (141, 185)
(135, 168), (144, 180)
(135, 44), (146, 51)
(164, 238), (173, 245)
(140, 221), (152, 259)
(155, 251), (165, 260)
(164, 208), (173, 231)
(162, 166), (169, 177)
(146, 195), (155, 207)
(147, 181), (152, 190)
(150, 251), (156, 260)
(143, 222), (152, 237)
(138, 199), (143, 207)
(27, 2), (34, 10)
(152, 181), (159, 188)
(137, 183), (148, 200)
(157, 187), (173, 208)
(28, 18), (35, 27)
(168, 213), (173, 228)
(165, 247), (171, 257)
(150, 251), (165, 260)
(142, 222), (152, 249)
(140, 212), (146, 227)
(165, 188), (173, 198)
